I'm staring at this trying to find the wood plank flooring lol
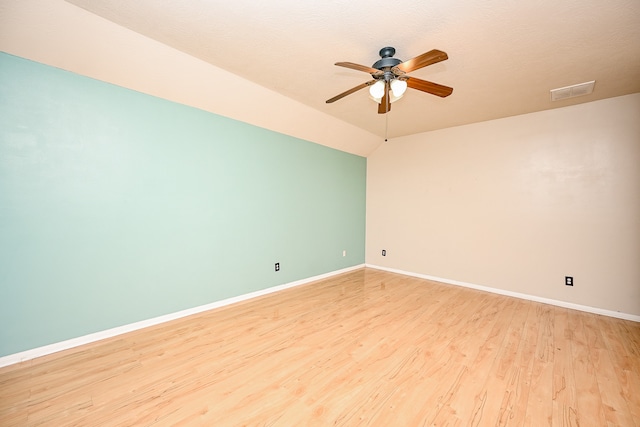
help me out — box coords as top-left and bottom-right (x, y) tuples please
(1, 268), (639, 426)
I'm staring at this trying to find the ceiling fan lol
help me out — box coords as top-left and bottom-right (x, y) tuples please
(326, 47), (453, 114)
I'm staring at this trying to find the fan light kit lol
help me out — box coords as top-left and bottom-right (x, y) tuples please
(327, 46), (453, 114)
(369, 80), (386, 99)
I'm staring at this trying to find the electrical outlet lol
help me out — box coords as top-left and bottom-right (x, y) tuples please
(343, 250), (346, 257)
(382, 249), (386, 256)
(565, 276), (573, 286)
(275, 262), (280, 272)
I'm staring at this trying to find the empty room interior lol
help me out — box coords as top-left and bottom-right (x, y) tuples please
(1, 0), (639, 425)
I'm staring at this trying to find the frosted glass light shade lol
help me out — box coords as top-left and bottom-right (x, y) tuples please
(369, 80), (385, 99)
(391, 79), (407, 97)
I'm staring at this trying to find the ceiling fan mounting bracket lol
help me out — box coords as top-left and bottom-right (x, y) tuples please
(379, 46), (396, 58)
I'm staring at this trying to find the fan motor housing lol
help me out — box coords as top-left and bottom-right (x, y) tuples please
(372, 46), (402, 70)
(373, 57), (402, 70)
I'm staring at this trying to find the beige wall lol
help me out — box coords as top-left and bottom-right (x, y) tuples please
(0, 0), (380, 157)
(366, 94), (640, 316)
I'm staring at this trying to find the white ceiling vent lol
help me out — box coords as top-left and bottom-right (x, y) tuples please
(550, 81), (595, 101)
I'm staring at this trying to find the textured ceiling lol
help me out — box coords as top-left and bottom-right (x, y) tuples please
(65, 0), (640, 139)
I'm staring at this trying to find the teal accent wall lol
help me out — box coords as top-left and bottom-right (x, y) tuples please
(0, 53), (366, 357)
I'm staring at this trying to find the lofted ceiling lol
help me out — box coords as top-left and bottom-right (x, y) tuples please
(55, 0), (640, 140)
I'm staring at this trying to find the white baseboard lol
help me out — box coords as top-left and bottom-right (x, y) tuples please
(366, 264), (640, 323)
(0, 264), (365, 369)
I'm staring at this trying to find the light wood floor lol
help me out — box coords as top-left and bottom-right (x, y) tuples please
(1, 268), (639, 426)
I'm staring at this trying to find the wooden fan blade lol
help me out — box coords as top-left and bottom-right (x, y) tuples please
(406, 77), (453, 98)
(335, 62), (384, 77)
(378, 81), (391, 114)
(394, 49), (448, 73)
(326, 81), (374, 103)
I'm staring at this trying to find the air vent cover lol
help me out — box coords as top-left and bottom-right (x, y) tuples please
(550, 81), (595, 101)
